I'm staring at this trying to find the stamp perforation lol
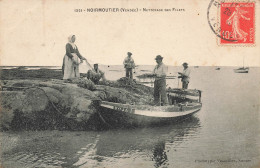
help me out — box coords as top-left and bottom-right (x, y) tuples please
(208, 0), (256, 47)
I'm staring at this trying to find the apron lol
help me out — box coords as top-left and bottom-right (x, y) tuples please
(62, 53), (80, 79)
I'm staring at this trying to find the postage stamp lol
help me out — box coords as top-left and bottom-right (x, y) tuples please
(207, 0), (255, 46)
(220, 2), (255, 44)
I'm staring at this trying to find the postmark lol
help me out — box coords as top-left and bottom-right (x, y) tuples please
(207, 0), (255, 46)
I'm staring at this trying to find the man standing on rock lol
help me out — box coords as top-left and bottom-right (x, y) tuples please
(123, 52), (135, 79)
(153, 55), (168, 106)
(178, 62), (191, 89)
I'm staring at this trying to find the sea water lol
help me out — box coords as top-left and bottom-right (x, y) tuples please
(1, 66), (259, 168)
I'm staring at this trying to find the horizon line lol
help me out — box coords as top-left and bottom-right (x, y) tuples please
(0, 65), (259, 67)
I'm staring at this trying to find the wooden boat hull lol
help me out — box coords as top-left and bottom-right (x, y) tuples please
(234, 67), (249, 73)
(97, 101), (202, 128)
(167, 89), (201, 103)
(234, 69), (249, 73)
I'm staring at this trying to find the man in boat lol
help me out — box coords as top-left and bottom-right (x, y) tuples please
(123, 52), (135, 79)
(153, 55), (168, 106)
(178, 62), (191, 89)
(87, 64), (106, 84)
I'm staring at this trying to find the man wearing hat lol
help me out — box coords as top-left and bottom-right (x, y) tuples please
(178, 62), (191, 89)
(123, 52), (135, 79)
(153, 55), (168, 106)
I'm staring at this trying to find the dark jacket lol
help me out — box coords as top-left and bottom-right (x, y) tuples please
(65, 43), (83, 59)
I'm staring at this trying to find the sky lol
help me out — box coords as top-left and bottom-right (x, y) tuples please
(0, 0), (259, 66)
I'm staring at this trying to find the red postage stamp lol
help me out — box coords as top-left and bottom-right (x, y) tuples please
(219, 2), (255, 45)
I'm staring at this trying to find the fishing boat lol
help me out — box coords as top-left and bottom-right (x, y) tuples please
(215, 67), (220, 70)
(234, 56), (249, 73)
(234, 67), (249, 73)
(96, 89), (202, 127)
(167, 88), (201, 103)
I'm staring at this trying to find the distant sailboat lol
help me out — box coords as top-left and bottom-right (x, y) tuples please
(234, 56), (249, 73)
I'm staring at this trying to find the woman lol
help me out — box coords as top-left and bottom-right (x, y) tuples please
(226, 5), (250, 42)
(62, 35), (86, 80)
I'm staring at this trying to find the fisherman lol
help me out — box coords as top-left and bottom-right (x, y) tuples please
(87, 64), (106, 84)
(123, 52), (135, 79)
(178, 62), (191, 89)
(153, 55), (168, 106)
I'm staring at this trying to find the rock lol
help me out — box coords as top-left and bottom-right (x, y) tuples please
(22, 88), (49, 116)
(0, 78), (154, 130)
(0, 91), (25, 130)
(0, 80), (99, 130)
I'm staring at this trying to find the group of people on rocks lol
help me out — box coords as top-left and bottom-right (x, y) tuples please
(62, 35), (191, 106)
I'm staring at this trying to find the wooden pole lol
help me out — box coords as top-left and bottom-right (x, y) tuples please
(159, 94), (161, 106)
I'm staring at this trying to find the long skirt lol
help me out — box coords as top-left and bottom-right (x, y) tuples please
(62, 53), (80, 80)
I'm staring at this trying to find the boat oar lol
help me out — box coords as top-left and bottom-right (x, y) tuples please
(83, 59), (94, 71)
(159, 94), (161, 106)
(165, 76), (176, 79)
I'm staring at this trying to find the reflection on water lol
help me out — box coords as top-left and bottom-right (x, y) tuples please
(1, 117), (200, 168)
(2, 67), (259, 168)
(74, 116), (201, 168)
(153, 140), (167, 168)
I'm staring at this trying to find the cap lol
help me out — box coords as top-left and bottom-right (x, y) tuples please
(127, 52), (132, 55)
(155, 55), (163, 60)
(182, 62), (188, 66)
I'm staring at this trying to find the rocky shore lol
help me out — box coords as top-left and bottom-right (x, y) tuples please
(0, 77), (153, 131)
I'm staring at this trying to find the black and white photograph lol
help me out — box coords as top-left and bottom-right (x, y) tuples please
(0, 0), (259, 168)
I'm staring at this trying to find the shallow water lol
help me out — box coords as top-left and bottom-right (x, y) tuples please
(1, 66), (259, 168)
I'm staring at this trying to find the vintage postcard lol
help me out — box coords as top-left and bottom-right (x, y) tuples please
(0, 0), (259, 168)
